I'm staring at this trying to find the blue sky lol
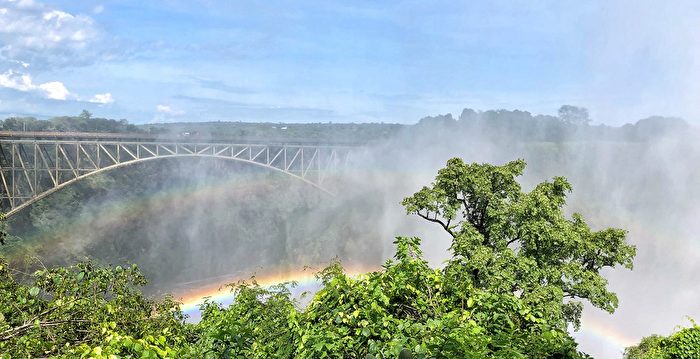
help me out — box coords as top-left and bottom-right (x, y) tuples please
(1, 0), (699, 124)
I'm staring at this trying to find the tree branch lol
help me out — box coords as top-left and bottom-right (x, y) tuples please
(417, 211), (456, 237)
(1, 319), (90, 341)
(506, 236), (519, 247)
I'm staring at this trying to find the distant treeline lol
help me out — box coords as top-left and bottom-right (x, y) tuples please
(0, 110), (142, 133)
(413, 105), (691, 142)
(1, 106), (692, 142)
(143, 121), (404, 143)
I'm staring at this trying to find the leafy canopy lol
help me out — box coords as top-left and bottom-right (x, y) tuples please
(625, 319), (700, 359)
(401, 158), (636, 328)
(0, 258), (186, 358)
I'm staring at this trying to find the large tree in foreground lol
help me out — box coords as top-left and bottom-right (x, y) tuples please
(402, 158), (636, 329)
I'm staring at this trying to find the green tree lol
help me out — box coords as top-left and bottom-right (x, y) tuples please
(624, 335), (665, 359)
(401, 158), (636, 329)
(0, 258), (186, 358)
(187, 236), (584, 358)
(625, 319), (700, 359)
(558, 105), (590, 125)
(79, 109), (93, 120)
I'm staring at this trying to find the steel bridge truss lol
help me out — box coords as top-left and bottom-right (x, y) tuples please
(0, 140), (351, 215)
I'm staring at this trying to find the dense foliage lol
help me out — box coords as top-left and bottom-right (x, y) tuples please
(0, 158), (641, 357)
(0, 258), (185, 358)
(625, 320), (700, 359)
(401, 158), (636, 329)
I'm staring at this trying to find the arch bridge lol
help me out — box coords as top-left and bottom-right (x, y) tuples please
(0, 138), (355, 216)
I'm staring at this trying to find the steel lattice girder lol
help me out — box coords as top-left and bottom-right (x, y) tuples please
(0, 140), (353, 216)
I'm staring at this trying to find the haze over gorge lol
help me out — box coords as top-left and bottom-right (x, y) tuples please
(0, 108), (698, 357)
(1, 1), (700, 358)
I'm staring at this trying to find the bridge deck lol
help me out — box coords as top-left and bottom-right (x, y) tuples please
(0, 131), (367, 146)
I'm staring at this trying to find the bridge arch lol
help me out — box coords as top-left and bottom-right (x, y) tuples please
(0, 140), (351, 217)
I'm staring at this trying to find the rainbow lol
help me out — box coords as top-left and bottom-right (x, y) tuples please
(3, 165), (332, 257)
(176, 267), (641, 356)
(175, 265), (377, 322)
(574, 316), (639, 355)
(1, 163), (648, 353)
(177, 269), (322, 314)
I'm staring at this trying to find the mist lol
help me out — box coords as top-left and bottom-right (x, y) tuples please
(4, 0), (700, 357)
(2, 109), (698, 358)
(346, 112), (700, 358)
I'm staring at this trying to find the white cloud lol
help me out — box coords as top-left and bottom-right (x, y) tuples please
(4, 0), (36, 10)
(38, 80), (68, 99)
(156, 104), (184, 115)
(12, 59), (29, 68)
(154, 104), (185, 122)
(89, 92), (113, 104)
(0, 69), (70, 100)
(156, 104), (171, 113)
(0, 0), (99, 68)
(0, 69), (33, 90)
(92, 5), (104, 14)
(0, 67), (116, 103)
